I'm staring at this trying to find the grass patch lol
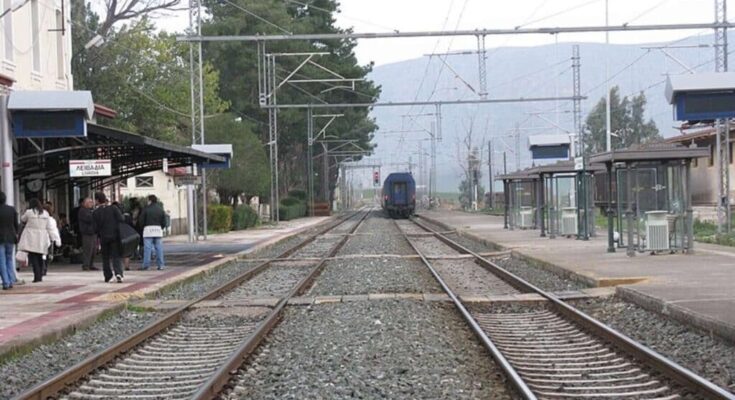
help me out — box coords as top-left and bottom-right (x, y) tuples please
(694, 218), (735, 247)
(126, 304), (154, 314)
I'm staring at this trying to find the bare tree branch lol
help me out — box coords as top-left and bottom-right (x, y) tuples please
(97, 0), (181, 37)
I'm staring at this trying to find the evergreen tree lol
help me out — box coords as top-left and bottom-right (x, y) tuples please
(585, 86), (662, 153)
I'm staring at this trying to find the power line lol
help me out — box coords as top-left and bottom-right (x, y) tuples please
(218, 0), (292, 35)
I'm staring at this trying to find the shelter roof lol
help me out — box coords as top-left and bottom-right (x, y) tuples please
(527, 134), (571, 147)
(665, 72), (735, 104)
(9, 91), (95, 119)
(15, 123), (225, 188)
(496, 167), (539, 181)
(588, 143), (710, 164)
(529, 160), (605, 175)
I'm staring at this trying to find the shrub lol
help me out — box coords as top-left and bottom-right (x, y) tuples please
(232, 205), (259, 230)
(278, 196), (307, 221)
(208, 204), (232, 232)
(288, 190), (307, 201)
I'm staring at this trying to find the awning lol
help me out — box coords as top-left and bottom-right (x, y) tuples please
(14, 123), (225, 188)
(588, 144), (710, 164)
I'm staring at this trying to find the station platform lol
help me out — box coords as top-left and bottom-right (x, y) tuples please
(0, 216), (329, 357)
(418, 210), (735, 342)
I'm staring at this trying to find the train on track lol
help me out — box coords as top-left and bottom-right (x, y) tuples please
(381, 172), (416, 218)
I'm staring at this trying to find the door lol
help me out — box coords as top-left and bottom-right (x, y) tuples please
(392, 182), (408, 205)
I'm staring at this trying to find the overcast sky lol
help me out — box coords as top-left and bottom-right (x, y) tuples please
(152, 0), (724, 66)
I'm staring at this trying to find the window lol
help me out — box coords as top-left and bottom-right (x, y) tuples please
(709, 145), (714, 167)
(2, 0), (12, 61)
(136, 176), (154, 188)
(55, 10), (64, 79)
(31, 0), (40, 72)
(118, 179), (128, 188)
(730, 142), (734, 165)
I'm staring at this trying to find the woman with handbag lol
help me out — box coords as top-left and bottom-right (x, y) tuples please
(17, 198), (61, 283)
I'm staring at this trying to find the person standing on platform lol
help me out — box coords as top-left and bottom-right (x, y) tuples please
(78, 198), (98, 271)
(0, 192), (19, 290)
(17, 198), (60, 283)
(139, 195), (167, 271)
(93, 192), (124, 283)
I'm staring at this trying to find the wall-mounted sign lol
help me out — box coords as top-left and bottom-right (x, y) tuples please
(173, 175), (202, 186)
(69, 160), (111, 177)
(574, 157), (584, 171)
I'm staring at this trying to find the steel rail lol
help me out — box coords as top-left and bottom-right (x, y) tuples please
(409, 216), (735, 400)
(192, 209), (371, 399)
(14, 210), (366, 400)
(395, 220), (537, 400)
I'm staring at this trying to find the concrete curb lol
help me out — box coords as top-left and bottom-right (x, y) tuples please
(0, 216), (336, 360)
(617, 286), (735, 344)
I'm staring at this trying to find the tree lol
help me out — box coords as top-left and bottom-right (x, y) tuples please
(205, 114), (270, 205)
(585, 86), (661, 153)
(202, 0), (380, 198)
(71, 11), (229, 143)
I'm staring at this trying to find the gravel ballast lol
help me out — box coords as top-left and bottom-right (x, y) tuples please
(338, 213), (414, 256)
(432, 259), (520, 297)
(226, 300), (517, 399)
(222, 262), (313, 299)
(493, 256), (588, 292)
(575, 296), (735, 394)
(0, 309), (159, 399)
(309, 257), (441, 296)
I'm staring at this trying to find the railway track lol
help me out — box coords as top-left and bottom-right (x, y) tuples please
(15, 209), (370, 400)
(397, 216), (735, 400)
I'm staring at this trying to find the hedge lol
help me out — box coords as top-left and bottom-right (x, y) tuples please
(288, 190), (307, 201)
(279, 196), (307, 221)
(208, 204), (233, 232)
(232, 205), (259, 230)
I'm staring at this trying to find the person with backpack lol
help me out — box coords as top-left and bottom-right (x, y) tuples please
(92, 192), (124, 283)
(17, 198), (61, 283)
(139, 195), (167, 271)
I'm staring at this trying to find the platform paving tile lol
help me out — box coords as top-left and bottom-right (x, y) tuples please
(0, 216), (329, 357)
(420, 210), (735, 341)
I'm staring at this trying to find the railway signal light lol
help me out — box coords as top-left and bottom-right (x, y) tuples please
(373, 170), (380, 186)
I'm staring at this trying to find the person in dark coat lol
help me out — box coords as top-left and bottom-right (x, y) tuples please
(70, 198), (83, 247)
(92, 192), (124, 283)
(139, 195), (167, 270)
(78, 198), (98, 271)
(0, 192), (18, 290)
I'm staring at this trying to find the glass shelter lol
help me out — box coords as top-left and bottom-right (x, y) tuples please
(497, 168), (540, 230)
(589, 145), (709, 256)
(532, 161), (602, 240)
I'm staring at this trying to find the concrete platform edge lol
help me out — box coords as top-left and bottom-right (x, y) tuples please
(617, 286), (735, 344)
(0, 215), (336, 360)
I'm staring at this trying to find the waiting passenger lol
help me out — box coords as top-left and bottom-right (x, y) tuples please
(0, 192), (18, 290)
(93, 192), (125, 283)
(139, 195), (167, 271)
(78, 198), (98, 271)
(18, 198), (61, 283)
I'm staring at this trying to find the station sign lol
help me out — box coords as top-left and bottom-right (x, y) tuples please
(69, 160), (111, 177)
(174, 175), (202, 186)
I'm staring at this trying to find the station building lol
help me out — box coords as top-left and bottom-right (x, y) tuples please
(0, 1), (222, 231)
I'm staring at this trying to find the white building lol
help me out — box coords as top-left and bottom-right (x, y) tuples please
(1, 0), (73, 91)
(117, 170), (190, 235)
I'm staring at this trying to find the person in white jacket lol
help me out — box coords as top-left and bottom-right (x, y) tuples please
(17, 198), (61, 283)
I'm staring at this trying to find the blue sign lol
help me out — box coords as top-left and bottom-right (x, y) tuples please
(674, 92), (735, 121)
(531, 144), (569, 160)
(13, 111), (87, 138)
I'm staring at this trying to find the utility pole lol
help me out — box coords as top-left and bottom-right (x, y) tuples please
(515, 123), (521, 171)
(503, 152), (507, 175)
(605, 0), (612, 152)
(477, 34), (488, 98)
(715, 0), (731, 233)
(187, 0), (205, 242)
(488, 140), (494, 209)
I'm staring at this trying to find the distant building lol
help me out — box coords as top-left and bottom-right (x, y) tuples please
(664, 126), (735, 221)
(117, 169), (190, 235)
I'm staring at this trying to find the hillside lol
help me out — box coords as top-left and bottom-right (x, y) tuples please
(367, 33), (732, 192)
